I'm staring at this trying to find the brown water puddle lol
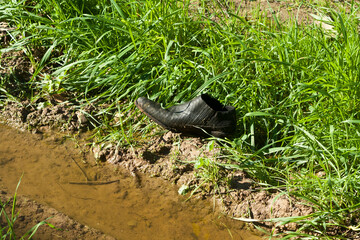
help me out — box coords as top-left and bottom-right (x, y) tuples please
(0, 124), (262, 240)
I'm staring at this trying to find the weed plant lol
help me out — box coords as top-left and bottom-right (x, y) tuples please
(0, 0), (360, 238)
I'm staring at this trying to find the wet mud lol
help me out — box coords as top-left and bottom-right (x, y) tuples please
(0, 124), (262, 239)
(0, 98), (314, 235)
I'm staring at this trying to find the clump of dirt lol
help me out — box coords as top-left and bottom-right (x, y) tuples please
(0, 191), (115, 240)
(0, 100), (94, 133)
(0, 22), (16, 47)
(0, 48), (34, 100)
(223, 189), (313, 232)
(0, 49), (33, 77)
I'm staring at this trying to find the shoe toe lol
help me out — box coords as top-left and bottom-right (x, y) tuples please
(135, 97), (147, 108)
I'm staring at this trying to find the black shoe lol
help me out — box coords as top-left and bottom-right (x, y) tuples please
(135, 94), (236, 138)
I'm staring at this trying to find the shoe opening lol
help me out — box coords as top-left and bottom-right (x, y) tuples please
(201, 94), (227, 111)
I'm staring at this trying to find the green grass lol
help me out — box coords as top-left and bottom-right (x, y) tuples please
(1, 0), (360, 238)
(0, 177), (53, 239)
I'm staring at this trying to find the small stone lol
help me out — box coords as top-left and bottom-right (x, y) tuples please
(92, 145), (109, 162)
(77, 112), (88, 125)
(178, 184), (190, 195)
(316, 171), (326, 178)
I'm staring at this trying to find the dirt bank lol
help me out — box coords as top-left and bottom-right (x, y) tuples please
(0, 124), (263, 239)
(0, 97), (313, 236)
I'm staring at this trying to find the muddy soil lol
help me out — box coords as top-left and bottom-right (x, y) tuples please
(0, 124), (262, 239)
(0, 97), (314, 232)
(0, 193), (115, 240)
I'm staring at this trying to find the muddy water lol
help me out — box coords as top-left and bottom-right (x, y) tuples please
(0, 124), (261, 240)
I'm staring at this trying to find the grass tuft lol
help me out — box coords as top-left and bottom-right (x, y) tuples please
(0, 176), (54, 239)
